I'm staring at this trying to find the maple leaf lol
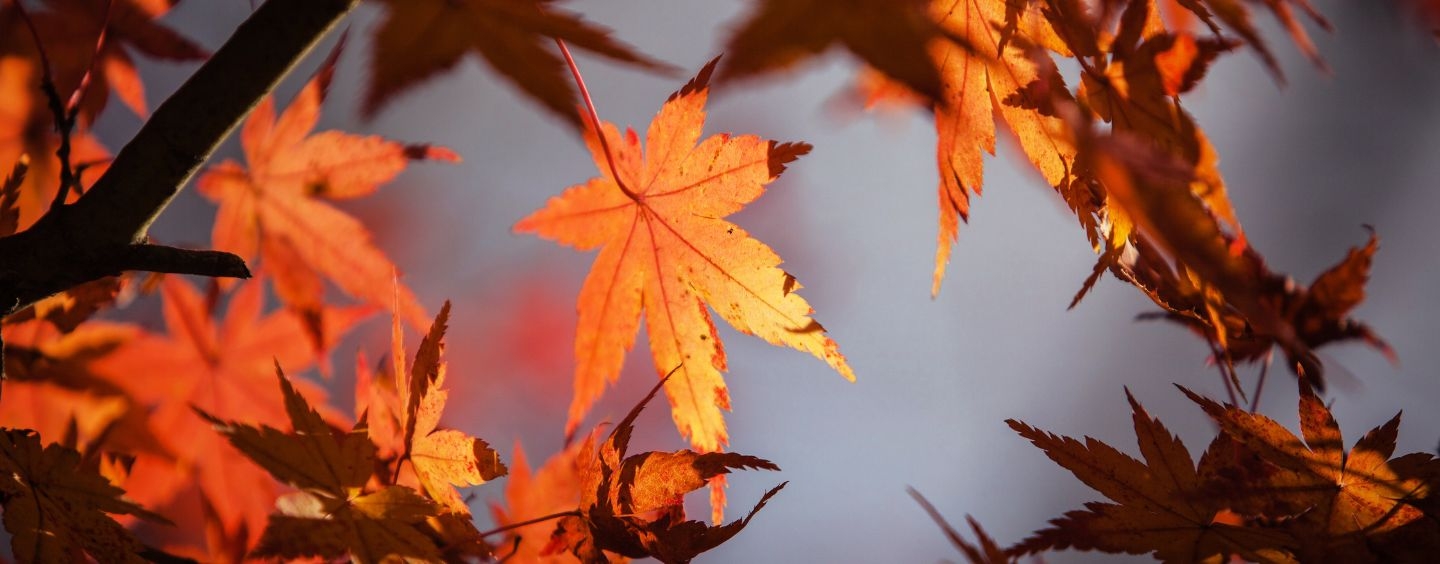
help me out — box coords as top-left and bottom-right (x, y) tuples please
(909, 488), (1010, 564)
(515, 57), (854, 457)
(1145, 229), (1394, 376)
(721, 0), (950, 101)
(197, 44), (457, 342)
(1172, 0), (1331, 79)
(30, 0), (207, 121)
(0, 428), (168, 563)
(490, 439), (597, 563)
(355, 300), (508, 561)
(1078, 114), (1390, 386)
(1008, 389), (1295, 562)
(200, 369), (446, 564)
(90, 275), (367, 542)
(403, 303), (509, 512)
(358, 302), (508, 511)
(1182, 384), (1436, 561)
(364, 0), (668, 125)
(0, 318), (169, 458)
(4, 275), (126, 333)
(1072, 19), (1241, 238)
(551, 378), (785, 564)
(917, 0), (1079, 295)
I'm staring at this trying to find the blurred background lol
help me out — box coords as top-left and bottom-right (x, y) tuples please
(95, 1), (1440, 561)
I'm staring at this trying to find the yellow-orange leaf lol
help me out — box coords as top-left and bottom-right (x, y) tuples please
(515, 58), (854, 454)
(364, 301), (508, 514)
(927, 0), (1077, 295)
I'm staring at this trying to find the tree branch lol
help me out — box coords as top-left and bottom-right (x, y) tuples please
(0, 0), (360, 318)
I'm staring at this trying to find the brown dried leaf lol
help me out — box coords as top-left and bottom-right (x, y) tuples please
(1182, 384), (1433, 560)
(551, 378), (784, 563)
(1007, 389), (1294, 562)
(365, 0), (668, 125)
(721, 0), (947, 101)
(0, 428), (166, 564)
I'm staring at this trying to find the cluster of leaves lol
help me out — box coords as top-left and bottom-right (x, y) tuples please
(2, 3), (796, 559)
(914, 384), (1440, 563)
(1003, 384), (1440, 563)
(194, 302), (509, 562)
(513, 372), (786, 564)
(0, 0), (1432, 562)
(717, 0), (1402, 401)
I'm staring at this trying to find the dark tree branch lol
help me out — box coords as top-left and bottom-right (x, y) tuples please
(0, 0), (360, 318)
(118, 244), (251, 279)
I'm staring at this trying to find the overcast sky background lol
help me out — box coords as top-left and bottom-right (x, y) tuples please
(95, 1), (1440, 562)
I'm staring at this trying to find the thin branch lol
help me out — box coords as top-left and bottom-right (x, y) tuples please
(11, 0), (82, 210)
(1249, 349), (1273, 413)
(478, 510), (581, 538)
(1204, 336), (1240, 406)
(66, 0), (115, 115)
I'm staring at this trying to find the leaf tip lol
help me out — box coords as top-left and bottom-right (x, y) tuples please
(668, 56), (722, 103)
(404, 144), (463, 163)
(767, 141), (811, 178)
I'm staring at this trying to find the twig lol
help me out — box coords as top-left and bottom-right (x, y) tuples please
(1249, 349), (1273, 413)
(66, 0), (115, 115)
(478, 510), (581, 538)
(11, 0), (82, 210)
(1204, 336), (1240, 406)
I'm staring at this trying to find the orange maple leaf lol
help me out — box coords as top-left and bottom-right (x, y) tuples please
(367, 302), (508, 513)
(923, 0), (1077, 295)
(515, 58), (854, 455)
(27, 0), (207, 121)
(0, 317), (167, 456)
(1173, 0), (1330, 78)
(90, 276), (367, 544)
(364, 0), (667, 125)
(354, 300), (509, 561)
(197, 49), (457, 336)
(1071, 18), (1241, 241)
(490, 439), (595, 563)
(1010, 384), (1440, 562)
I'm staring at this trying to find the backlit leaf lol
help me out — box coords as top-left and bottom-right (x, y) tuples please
(515, 57), (854, 459)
